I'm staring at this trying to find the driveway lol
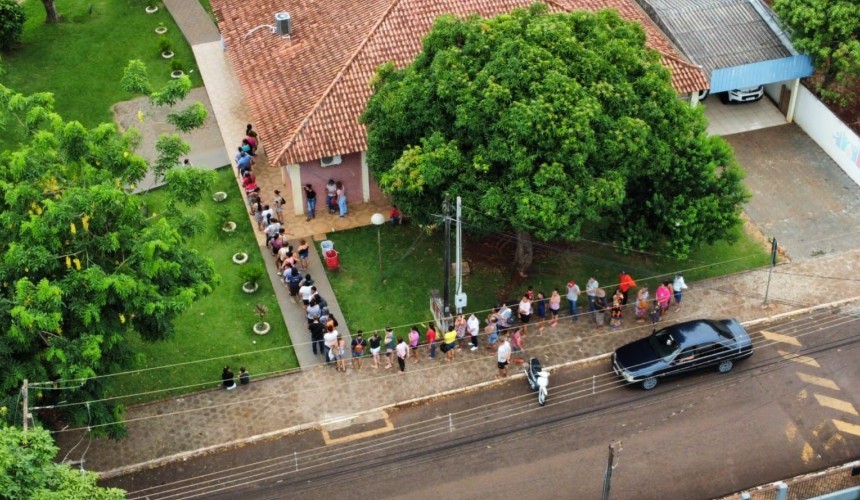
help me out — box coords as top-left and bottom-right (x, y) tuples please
(725, 124), (860, 260)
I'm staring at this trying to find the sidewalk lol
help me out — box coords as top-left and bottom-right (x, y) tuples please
(54, 249), (860, 475)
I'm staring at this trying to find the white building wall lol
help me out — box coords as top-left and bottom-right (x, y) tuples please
(793, 85), (860, 188)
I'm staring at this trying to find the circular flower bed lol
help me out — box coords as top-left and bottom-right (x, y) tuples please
(253, 322), (271, 335)
(222, 221), (237, 233)
(242, 282), (259, 294)
(213, 192), (228, 202)
(232, 252), (248, 264)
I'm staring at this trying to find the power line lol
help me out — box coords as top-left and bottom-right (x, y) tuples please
(50, 309), (855, 435)
(122, 313), (860, 499)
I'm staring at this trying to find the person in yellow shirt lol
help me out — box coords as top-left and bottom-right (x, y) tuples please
(443, 325), (458, 362)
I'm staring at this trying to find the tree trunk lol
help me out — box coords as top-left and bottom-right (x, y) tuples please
(513, 230), (533, 277)
(42, 0), (60, 24)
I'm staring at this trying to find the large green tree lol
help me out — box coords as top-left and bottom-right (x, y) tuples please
(363, 5), (748, 271)
(773, 0), (860, 105)
(0, 424), (125, 498)
(0, 83), (217, 437)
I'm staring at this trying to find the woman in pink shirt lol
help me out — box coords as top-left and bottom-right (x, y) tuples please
(656, 282), (672, 316)
(408, 325), (420, 363)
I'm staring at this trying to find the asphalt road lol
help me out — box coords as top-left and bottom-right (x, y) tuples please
(106, 308), (860, 499)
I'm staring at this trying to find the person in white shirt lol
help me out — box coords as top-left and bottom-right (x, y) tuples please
(673, 273), (689, 311)
(323, 326), (338, 364)
(467, 313), (480, 351)
(586, 277), (599, 312)
(517, 295), (532, 335)
(298, 280), (314, 306)
(496, 334), (511, 378)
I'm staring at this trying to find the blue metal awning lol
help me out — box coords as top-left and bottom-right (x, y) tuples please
(710, 55), (814, 93)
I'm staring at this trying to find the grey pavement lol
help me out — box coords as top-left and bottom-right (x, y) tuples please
(55, 248), (860, 476)
(726, 124), (860, 261)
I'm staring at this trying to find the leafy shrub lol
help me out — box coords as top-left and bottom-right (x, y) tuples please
(0, 0), (26, 51)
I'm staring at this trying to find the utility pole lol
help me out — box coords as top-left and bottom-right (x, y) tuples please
(602, 441), (622, 500)
(454, 196), (466, 314)
(21, 379), (28, 433)
(763, 237), (777, 307)
(443, 196), (451, 316)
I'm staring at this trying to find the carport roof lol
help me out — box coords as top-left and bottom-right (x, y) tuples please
(635, 0), (792, 78)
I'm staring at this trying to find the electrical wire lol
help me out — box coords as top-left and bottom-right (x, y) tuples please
(123, 311), (860, 499)
(51, 308), (856, 442)
(39, 288), (804, 412)
(30, 246), (790, 391)
(41, 284), (839, 414)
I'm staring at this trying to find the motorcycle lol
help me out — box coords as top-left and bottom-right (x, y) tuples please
(525, 357), (550, 406)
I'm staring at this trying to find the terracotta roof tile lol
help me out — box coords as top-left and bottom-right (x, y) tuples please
(214, 0), (708, 166)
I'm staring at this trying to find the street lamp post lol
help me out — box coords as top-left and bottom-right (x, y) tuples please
(371, 213), (385, 282)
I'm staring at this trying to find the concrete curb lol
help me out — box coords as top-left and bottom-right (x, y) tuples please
(98, 297), (860, 479)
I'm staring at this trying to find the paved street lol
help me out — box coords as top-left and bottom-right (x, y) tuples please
(106, 308), (860, 499)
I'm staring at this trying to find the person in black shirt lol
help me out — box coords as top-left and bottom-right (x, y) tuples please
(308, 317), (325, 356)
(222, 366), (236, 390)
(351, 330), (367, 370)
(304, 183), (316, 220)
(368, 331), (382, 369)
(239, 367), (250, 385)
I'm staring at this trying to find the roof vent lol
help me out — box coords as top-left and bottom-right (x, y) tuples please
(275, 12), (292, 38)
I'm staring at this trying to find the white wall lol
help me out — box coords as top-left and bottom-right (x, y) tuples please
(793, 85), (860, 188)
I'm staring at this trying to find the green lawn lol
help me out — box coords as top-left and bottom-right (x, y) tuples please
(0, 0), (202, 140)
(105, 168), (298, 406)
(326, 223), (771, 342)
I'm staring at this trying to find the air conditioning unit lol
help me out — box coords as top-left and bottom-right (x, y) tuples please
(320, 155), (342, 167)
(275, 12), (292, 38)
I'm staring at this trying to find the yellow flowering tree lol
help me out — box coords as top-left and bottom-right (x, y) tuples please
(0, 84), (217, 437)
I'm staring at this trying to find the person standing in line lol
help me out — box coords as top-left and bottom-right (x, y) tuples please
(610, 288), (624, 329)
(594, 289), (607, 328)
(336, 181), (347, 217)
(396, 337), (409, 373)
(273, 190), (285, 220)
(324, 325), (338, 365)
(368, 331), (382, 369)
(467, 313), (480, 351)
(443, 325), (457, 362)
(650, 300), (662, 325)
(635, 286), (650, 323)
(335, 336), (347, 372)
(518, 294), (532, 335)
(566, 280), (581, 322)
(454, 314), (468, 350)
(496, 334), (511, 379)
(239, 367), (250, 385)
(222, 366), (236, 390)
(408, 325), (421, 363)
(549, 289), (561, 327)
(351, 330), (367, 370)
(309, 316), (324, 356)
(656, 281), (672, 316)
(510, 327), (525, 362)
(586, 276), (599, 312)
(297, 239), (310, 270)
(535, 292), (547, 334)
(304, 184), (317, 221)
(426, 322), (438, 360)
(619, 271), (637, 306)
(673, 273), (688, 311)
(299, 277), (314, 306)
(384, 327), (396, 369)
(284, 265), (303, 304)
(260, 204), (274, 228)
(325, 179), (337, 214)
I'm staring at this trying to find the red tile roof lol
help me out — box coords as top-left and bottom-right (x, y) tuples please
(214, 0), (709, 166)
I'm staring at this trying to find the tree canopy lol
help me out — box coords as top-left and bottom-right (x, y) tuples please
(0, 424), (125, 498)
(0, 83), (217, 437)
(773, 0), (860, 105)
(362, 5), (748, 270)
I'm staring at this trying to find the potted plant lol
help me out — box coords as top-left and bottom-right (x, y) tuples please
(218, 207), (236, 233)
(240, 264), (264, 293)
(170, 60), (184, 79)
(253, 304), (270, 335)
(146, 1), (158, 14)
(159, 38), (173, 58)
(232, 251), (248, 264)
(155, 22), (167, 35)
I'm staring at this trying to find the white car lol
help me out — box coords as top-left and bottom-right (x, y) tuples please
(720, 86), (764, 104)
